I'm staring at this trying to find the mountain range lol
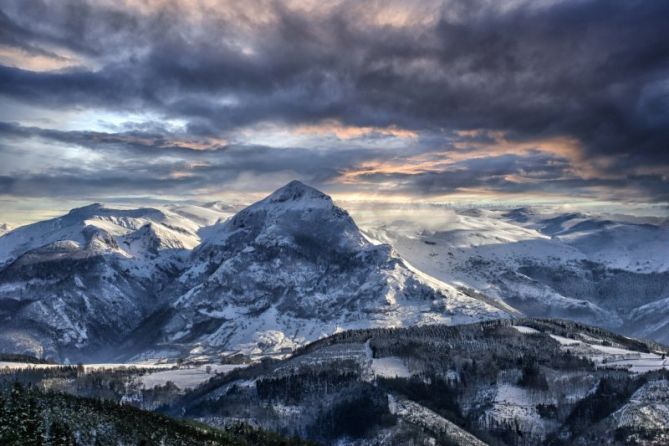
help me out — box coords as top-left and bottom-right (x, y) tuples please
(0, 181), (505, 362)
(0, 180), (667, 363)
(365, 205), (669, 344)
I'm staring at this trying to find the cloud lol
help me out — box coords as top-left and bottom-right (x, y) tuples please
(0, 0), (667, 204)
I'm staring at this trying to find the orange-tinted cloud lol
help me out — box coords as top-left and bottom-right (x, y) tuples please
(87, 133), (228, 152)
(453, 130), (583, 161)
(0, 45), (86, 72)
(292, 120), (417, 140)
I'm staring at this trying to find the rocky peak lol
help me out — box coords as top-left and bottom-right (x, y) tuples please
(265, 180), (331, 204)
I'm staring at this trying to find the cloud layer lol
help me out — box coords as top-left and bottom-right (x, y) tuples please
(1, 0), (668, 208)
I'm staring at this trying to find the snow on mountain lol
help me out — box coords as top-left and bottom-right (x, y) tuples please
(0, 223), (13, 236)
(505, 208), (669, 272)
(145, 181), (507, 359)
(0, 203), (224, 361)
(0, 184), (665, 362)
(0, 204), (203, 266)
(356, 205), (669, 344)
(609, 379), (669, 433)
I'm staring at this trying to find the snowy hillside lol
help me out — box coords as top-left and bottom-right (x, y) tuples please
(357, 206), (669, 344)
(0, 203), (229, 361)
(168, 319), (669, 445)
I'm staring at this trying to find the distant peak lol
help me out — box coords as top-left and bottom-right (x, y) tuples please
(67, 203), (105, 215)
(266, 180), (330, 203)
(62, 203), (167, 222)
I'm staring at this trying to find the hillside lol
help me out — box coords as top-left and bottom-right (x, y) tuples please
(168, 319), (669, 445)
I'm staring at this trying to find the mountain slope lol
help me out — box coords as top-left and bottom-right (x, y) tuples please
(0, 204), (223, 362)
(0, 382), (314, 446)
(142, 181), (507, 359)
(362, 206), (669, 344)
(169, 319), (669, 445)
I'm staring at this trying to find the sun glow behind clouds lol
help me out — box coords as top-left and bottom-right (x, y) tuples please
(0, 45), (89, 72)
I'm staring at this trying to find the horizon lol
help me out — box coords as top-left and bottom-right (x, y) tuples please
(2, 178), (668, 227)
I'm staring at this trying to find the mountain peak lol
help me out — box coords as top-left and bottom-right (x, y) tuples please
(67, 203), (105, 215)
(265, 180), (330, 204)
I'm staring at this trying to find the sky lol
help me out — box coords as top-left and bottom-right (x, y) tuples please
(1, 0), (668, 224)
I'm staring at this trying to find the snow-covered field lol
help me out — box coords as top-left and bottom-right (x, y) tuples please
(0, 362), (60, 370)
(370, 357), (411, 378)
(511, 323), (669, 374)
(0, 360), (246, 391)
(139, 364), (245, 390)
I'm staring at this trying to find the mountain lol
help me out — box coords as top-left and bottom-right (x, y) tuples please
(136, 181), (507, 360)
(0, 183), (507, 362)
(0, 203), (226, 362)
(0, 183), (665, 362)
(167, 319), (669, 445)
(0, 224), (12, 236)
(364, 207), (669, 344)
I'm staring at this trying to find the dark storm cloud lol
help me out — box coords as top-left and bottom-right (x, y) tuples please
(0, 121), (227, 155)
(0, 121), (382, 196)
(0, 0), (668, 201)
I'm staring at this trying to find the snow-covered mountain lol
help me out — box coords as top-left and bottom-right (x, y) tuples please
(0, 181), (666, 362)
(0, 183), (507, 362)
(0, 203), (227, 361)
(360, 206), (669, 344)
(139, 181), (506, 359)
(0, 223), (12, 236)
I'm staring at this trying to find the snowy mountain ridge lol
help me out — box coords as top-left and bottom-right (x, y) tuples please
(0, 181), (666, 362)
(359, 204), (669, 345)
(148, 180), (505, 360)
(0, 182), (506, 362)
(0, 202), (231, 361)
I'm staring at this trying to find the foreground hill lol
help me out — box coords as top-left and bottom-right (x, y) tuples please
(0, 381), (313, 445)
(168, 319), (669, 445)
(1, 318), (667, 445)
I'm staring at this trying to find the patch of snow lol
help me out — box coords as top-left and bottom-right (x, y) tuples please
(139, 364), (244, 390)
(549, 334), (581, 346)
(371, 357), (411, 378)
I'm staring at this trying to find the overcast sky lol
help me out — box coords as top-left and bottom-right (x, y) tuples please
(1, 0), (668, 223)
